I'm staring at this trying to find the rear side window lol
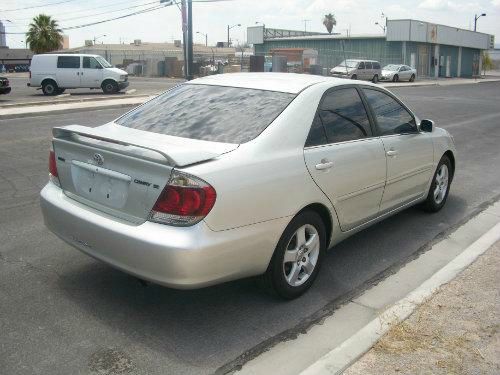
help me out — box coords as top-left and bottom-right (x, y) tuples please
(363, 88), (417, 135)
(365, 62), (372, 69)
(116, 84), (295, 144)
(373, 62), (381, 69)
(57, 56), (80, 69)
(307, 88), (372, 145)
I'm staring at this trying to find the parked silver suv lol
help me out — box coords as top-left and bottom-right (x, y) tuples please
(330, 59), (382, 83)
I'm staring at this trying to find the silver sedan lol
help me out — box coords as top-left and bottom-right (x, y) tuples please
(381, 64), (417, 82)
(40, 73), (456, 299)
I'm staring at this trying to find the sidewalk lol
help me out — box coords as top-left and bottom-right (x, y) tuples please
(345, 240), (500, 375)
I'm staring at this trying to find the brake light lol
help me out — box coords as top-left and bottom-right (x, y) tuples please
(149, 170), (216, 226)
(49, 150), (61, 187)
(49, 150), (58, 177)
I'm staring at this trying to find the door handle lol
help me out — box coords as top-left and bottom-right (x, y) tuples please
(386, 150), (398, 157)
(315, 159), (334, 170)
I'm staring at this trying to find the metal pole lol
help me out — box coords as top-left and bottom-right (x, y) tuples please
(205, 34), (207, 47)
(187, 0), (193, 80)
(181, 0), (188, 79)
(474, 14), (477, 31)
(227, 25), (230, 46)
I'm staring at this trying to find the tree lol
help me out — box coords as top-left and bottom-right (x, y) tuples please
(323, 13), (336, 34)
(482, 51), (493, 75)
(26, 14), (63, 54)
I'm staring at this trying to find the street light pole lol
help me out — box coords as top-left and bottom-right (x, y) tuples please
(93, 34), (106, 44)
(197, 31), (207, 47)
(375, 22), (385, 33)
(227, 23), (241, 47)
(474, 13), (486, 31)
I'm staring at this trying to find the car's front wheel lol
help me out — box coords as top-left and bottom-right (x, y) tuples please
(259, 211), (326, 299)
(422, 155), (452, 212)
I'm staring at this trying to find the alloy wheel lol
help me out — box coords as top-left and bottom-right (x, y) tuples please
(433, 164), (449, 204)
(282, 224), (320, 287)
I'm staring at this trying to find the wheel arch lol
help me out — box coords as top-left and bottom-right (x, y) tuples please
(41, 77), (59, 87)
(101, 78), (118, 87)
(443, 150), (455, 180)
(296, 203), (334, 248)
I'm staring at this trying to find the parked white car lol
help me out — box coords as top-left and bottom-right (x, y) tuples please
(28, 54), (129, 95)
(381, 64), (416, 82)
(41, 73), (456, 299)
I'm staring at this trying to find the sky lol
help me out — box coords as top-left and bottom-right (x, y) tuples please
(1, 0), (499, 49)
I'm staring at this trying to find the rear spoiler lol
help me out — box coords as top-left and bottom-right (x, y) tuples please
(52, 124), (238, 167)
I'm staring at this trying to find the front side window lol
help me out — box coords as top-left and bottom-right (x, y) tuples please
(315, 88), (372, 144)
(358, 62), (365, 69)
(117, 84), (295, 144)
(57, 56), (80, 69)
(83, 57), (101, 69)
(363, 88), (417, 136)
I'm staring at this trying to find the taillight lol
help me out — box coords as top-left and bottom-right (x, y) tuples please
(149, 170), (216, 226)
(49, 150), (60, 186)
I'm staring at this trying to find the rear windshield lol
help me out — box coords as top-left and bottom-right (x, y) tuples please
(116, 84), (296, 144)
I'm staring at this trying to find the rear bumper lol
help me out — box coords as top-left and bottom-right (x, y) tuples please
(0, 86), (11, 94)
(40, 182), (287, 289)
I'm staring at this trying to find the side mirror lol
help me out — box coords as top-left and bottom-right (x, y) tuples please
(420, 119), (434, 132)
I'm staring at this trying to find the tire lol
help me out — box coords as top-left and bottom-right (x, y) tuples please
(259, 211), (326, 299)
(392, 74), (399, 82)
(372, 74), (379, 83)
(102, 80), (118, 94)
(409, 74), (415, 82)
(422, 155), (452, 212)
(42, 80), (58, 96)
(56, 88), (66, 94)
(351, 74), (357, 80)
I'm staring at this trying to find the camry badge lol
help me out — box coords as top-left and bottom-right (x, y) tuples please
(93, 153), (104, 166)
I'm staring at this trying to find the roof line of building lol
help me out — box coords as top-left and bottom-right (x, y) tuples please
(387, 18), (492, 37)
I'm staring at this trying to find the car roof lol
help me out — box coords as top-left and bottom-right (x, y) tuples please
(189, 73), (361, 94)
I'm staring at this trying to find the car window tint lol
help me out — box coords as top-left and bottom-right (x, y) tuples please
(83, 57), (100, 69)
(373, 62), (381, 69)
(116, 84), (296, 144)
(365, 62), (372, 69)
(363, 89), (417, 135)
(318, 88), (371, 143)
(305, 112), (327, 147)
(358, 62), (365, 69)
(57, 56), (80, 69)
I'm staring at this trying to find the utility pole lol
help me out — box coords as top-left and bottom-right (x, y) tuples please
(302, 19), (311, 33)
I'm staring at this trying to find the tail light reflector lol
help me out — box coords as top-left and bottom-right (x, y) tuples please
(149, 170), (216, 226)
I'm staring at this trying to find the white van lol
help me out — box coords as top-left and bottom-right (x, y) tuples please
(28, 54), (129, 95)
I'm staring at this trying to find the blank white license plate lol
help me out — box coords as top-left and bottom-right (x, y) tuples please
(70, 161), (131, 209)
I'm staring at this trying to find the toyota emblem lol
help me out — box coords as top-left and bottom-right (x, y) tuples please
(93, 153), (104, 166)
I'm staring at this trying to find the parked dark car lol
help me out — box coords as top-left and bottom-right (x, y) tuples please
(0, 77), (11, 95)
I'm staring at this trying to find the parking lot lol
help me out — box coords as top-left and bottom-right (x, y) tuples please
(1, 82), (500, 374)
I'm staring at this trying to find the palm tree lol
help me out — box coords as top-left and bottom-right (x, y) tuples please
(322, 13), (336, 34)
(26, 14), (63, 54)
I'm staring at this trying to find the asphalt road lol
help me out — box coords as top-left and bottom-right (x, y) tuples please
(1, 83), (500, 375)
(0, 74), (182, 105)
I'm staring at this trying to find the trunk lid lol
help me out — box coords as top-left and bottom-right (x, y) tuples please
(52, 123), (238, 223)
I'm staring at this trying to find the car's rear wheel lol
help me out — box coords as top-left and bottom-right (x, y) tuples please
(259, 211), (326, 299)
(372, 74), (379, 83)
(42, 80), (58, 96)
(57, 88), (66, 94)
(392, 74), (399, 82)
(409, 74), (415, 82)
(422, 155), (452, 212)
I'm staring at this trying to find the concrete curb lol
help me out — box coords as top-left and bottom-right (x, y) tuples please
(0, 96), (153, 120)
(299, 221), (500, 375)
(0, 94), (152, 109)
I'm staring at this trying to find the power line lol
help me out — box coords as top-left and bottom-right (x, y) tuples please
(57, 1), (159, 23)
(1, 0), (79, 12)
